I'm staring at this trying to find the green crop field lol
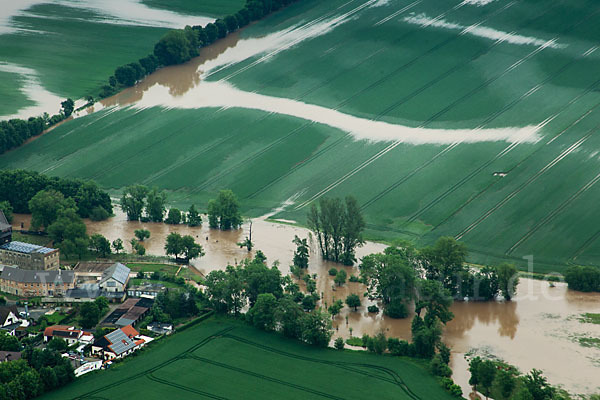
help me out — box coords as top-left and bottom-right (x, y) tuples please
(40, 318), (453, 400)
(2, 0), (600, 272)
(0, 0), (244, 117)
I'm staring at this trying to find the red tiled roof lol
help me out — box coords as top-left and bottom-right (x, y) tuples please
(120, 325), (139, 338)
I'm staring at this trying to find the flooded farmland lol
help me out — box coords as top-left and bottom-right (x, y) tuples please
(11, 210), (600, 396)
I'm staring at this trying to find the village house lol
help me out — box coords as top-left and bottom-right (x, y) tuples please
(91, 325), (149, 360)
(0, 266), (74, 297)
(99, 263), (130, 293)
(0, 241), (59, 270)
(44, 325), (94, 346)
(0, 305), (25, 336)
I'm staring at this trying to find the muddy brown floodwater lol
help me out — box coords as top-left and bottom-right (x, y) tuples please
(12, 210), (600, 396)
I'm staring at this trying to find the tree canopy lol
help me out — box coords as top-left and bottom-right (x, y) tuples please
(207, 190), (243, 230)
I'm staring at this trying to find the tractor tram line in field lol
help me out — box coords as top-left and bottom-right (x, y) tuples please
(400, 37), (600, 228)
(355, 1), (599, 231)
(427, 78), (600, 236)
(356, 8), (571, 216)
(72, 325), (426, 400)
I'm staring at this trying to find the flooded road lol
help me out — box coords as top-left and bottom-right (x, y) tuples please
(12, 211), (600, 395)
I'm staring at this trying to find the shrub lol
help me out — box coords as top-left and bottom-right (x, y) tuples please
(349, 275), (359, 282)
(367, 305), (379, 313)
(328, 268), (338, 276)
(334, 337), (345, 350)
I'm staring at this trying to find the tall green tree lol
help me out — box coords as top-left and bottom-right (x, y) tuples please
(307, 196), (364, 265)
(359, 247), (416, 318)
(292, 235), (309, 269)
(300, 309), (333, 347)
(496, 263), (520, 300)
(145, 187), (167, 222)
(187, 204), (202, 226)
(246, 293), (277, 331)
(29, 189), (75, 230)
(120, 185), (148, 221)
(345, 293), (361, 311)
(207, 189), (242, 230)
(90, 234), (111, 258)
(419, 237), (468, 297)
(112, 238), (124, 254)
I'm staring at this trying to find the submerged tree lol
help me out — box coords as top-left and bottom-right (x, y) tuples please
(307, 196), (365, 265)
(207, 189), (242, 230)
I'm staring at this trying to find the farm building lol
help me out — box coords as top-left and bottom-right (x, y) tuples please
(91, 325), (148, 360)
(127, 283), (166, 299)
(0, 266), (74, 297)
(101, 297), (152, 328)
(0, 241), (59, 270)
(99, 263), (130, 293)
(73, 261), (117, 280)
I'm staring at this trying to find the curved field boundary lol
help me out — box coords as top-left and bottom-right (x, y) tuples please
(146, 373), (230, 400)
(69, 327), (236, 400)
(220, 333), (422, 400)
(186, 354), (348, 400)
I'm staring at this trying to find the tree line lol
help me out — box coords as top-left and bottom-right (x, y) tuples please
(121, 186), (241, 230)
(0, 169), (112, 220)
(564, 265), (600, 292)
(0, 332), (75, 400)
(359, 238), (520, 319)
(0, 99), (75, 156)
(0, 0), (306, 157)
(468, 358), (574, 400)
(99, 0), (305, 98)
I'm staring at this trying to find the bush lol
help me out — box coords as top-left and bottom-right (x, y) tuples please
(367, 305), (379, 313)
(328, 268), (338, 276)
(387, 337), (410, 356)
(334, 337), (345, 350)
(349, 275), (359, 282)
(430, 354), (452, 377)
(565, 265), (600, 292)
(345, 337), (363, 347)
(89, 206), (110, 221)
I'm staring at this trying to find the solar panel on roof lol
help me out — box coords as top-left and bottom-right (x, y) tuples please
(0, 241), (55, 254)
(106, 329), (137, 355)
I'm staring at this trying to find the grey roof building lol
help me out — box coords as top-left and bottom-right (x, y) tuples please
(0, 241), (59, 270)
(0, 266), (74, 297)
(100, 263), (130, 287)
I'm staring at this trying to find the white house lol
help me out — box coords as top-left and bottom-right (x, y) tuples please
(99, 263), (130, 293)
(0, 306), (25, 336)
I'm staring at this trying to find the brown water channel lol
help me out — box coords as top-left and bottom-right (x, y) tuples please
(12, 210), (600, 396)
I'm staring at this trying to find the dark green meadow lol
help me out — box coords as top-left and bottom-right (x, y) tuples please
(40, 318), (453, 400)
